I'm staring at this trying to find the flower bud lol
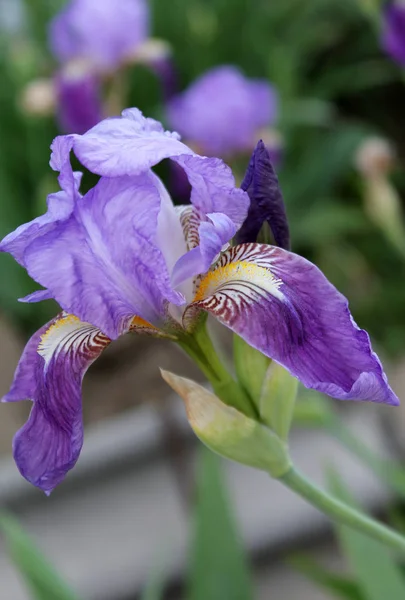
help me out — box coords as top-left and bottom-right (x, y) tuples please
(233, 334), (270, 404)
(260, 362), (298, 440)
(355, 137), (395, 178)
(161, 370), (291, 477)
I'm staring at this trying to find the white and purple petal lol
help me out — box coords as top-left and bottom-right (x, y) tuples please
(187, 243), (399, 405)
(3, 314), (110, 494)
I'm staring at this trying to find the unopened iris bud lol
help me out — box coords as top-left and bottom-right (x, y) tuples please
(233, 334), (270, 404)
(355, 137), (395, 178)
(161, 370), (291, 477)
(260, 362), (298, 440)
(19, 78), (56, 117)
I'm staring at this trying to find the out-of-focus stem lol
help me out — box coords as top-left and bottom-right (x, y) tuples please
(280, 467), (405, 557)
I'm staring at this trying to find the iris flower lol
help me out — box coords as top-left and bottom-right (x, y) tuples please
(48, 0), (150, 133)
(0, 108), (398, 494)
(167, 66), (278, 157)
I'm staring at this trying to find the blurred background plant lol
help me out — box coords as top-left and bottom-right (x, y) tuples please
(2, 0), (405, 599)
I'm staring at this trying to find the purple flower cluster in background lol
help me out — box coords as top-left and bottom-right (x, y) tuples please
(382, 1), (405, 66)
(167, 66), (278, 157)
(49, 0), (149, 133)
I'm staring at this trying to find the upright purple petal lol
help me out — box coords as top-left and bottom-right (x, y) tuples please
(187, 244), (399, 406)
(166, 66), (278, 156)
(73, 108), (192, 177)
(3, 314), (110, 493)
(49, 0), (149, 70)
(382, 2), (405, 66)
(236, 140), (290, 249)
(56, 65), (103, 134)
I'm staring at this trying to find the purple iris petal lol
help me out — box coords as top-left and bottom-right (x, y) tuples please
(166, 66), (278, 156)
(56, 66), (103, 134)
(73, 108), (192, 177)
(11, 175), (184, 339)
(237, 140), (290, 249)
(190, 244), (398, 405)
(382, 2), (405, 66)
(3, 314), (110, 493)
(49, 0), (149, 70)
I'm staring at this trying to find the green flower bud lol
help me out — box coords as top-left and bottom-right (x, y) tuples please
(259, 362), (298, 440)
(233, 334), (270, 404)
(161, 370), (291, 478)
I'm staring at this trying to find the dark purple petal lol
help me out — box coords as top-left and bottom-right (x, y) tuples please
(18, 174), (184, 339)
(382, 3), (405, 66)
(56, 67), (103, 134)
(49, 0), (149, 69)
(166, 65), (278, 156)
(236, 140), (290, 249)
(3, 314), (110, 493)
(187, 244), (399, 405)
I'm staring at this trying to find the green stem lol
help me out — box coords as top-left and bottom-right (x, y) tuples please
(326, 415), (405, 500)
(177, 324), (258, 419)
(280, 467), (405, 557)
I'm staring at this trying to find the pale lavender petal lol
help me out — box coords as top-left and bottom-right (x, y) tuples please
(188, 244), (398, 405)
(237, 140), (290, 249)
(19, 289), (53, 303)
(167, 65), (278, 156)
(19, 174), (184, 338)
(56, 67), (103, 134)
(49, 0), (149, 69)
(4, 314), (110, 493)
(382, 2), (405, 66)
(73, 108), (192, 177)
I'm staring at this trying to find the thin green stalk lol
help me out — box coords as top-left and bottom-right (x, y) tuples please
(280, 467), (405, 557)
(326, 415), (405, 500)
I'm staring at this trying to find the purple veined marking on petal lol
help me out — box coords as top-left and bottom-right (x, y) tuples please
(185, 243), (399, 406)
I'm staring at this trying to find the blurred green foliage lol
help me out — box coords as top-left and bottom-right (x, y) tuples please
(0, 0), (404, 358)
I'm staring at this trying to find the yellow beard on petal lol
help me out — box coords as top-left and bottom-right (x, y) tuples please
(193, 261), (284, 302)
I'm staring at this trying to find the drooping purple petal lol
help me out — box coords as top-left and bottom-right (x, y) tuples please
(56, 66), (103, 134)
(236, 140), (290, 249)
(49, 0), (149, 70)
(15, 174), (184, 339)
(382, 2), (405, 66)
(187, 243), (399, 405)
(166, 66), (278, 156)
(3, 314), (110, 493)
(0, 136), (80, 267)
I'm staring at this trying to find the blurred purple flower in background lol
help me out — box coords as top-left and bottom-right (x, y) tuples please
(167, 66), (278, 157)
(382, 1), (405, 66)
(49, 0), (149, 70)
(48, 0), (150, 133)
(0, 108), (399, 494)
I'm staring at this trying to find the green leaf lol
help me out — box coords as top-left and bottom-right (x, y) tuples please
(186, 446), (254, 600)
(327, 470), (405, 600)
(289, 554), (365, 600)
(140, 552), (167, 600)
(0, 513), (81, 600)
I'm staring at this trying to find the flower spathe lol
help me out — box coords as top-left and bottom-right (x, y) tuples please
(0, 108), (398, 493)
